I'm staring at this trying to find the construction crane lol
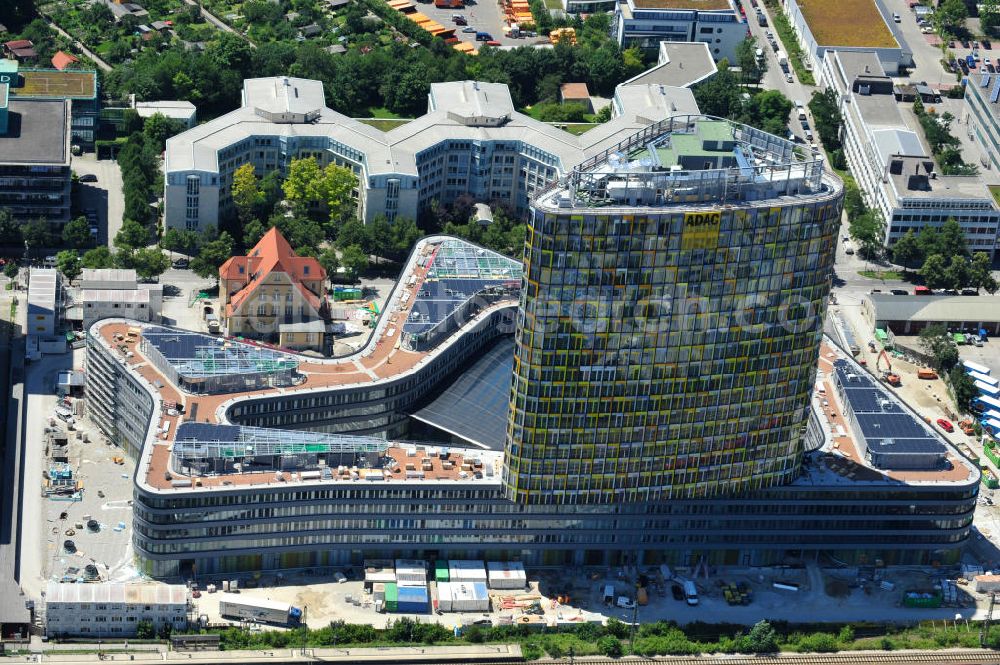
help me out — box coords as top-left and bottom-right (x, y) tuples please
(876, 349), (901, 387)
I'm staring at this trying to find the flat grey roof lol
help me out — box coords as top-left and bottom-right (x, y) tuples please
(868, 293), (1000, 322)
(0, 98), (69, 165)
(887, 155), (993, 200)
(829, 50), (886, 84)
(853, 91), (907, 129)
(166, 76), (700, 178)
(622, 42), (716, 88)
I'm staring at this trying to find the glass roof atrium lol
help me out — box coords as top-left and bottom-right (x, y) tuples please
(540, 115), (828, 210)
(140, 326), (301, 395)
(171, 421), (386, 476)
(402, 239), (522, 352)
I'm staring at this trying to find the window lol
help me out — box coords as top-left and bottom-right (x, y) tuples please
(303, 266), (310, 276)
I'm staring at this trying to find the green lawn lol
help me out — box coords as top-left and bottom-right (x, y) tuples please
(367, 107), (404, 119)
(990, 184), (1000, 206)
(357, 118), (411, 131)
(859, 270), (905, 281)
(561, 122), (599, 135)
(544, 0), (563, 8)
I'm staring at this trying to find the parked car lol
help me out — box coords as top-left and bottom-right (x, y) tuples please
(785, 72), (793, 83)
(892, 12), (900, 21)
(986, 56), (992, 67)
(961, 289), (980, 295)
(890, 289), (909, 295)
(936, 418), (954, 433)
(172, 258), (189, 269)
(671, 584), (685, 601)
(984, 39), (993, 49)
(78, 173), (98, 183)
(486, 40), (502, 46)
(462, 26), (476, 32)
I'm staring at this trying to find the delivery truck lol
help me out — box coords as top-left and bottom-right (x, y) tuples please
(217, 593), (302, 626)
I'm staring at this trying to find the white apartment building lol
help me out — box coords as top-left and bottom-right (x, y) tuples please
(611, 0), (745, 61)
(163, 53), (711, 233)
(964, 72), (1000, 173)
(45, 582), (189, 637)
(823, 50), (1000, 257)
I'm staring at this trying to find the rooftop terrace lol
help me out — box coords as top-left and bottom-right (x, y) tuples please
(536, 115), (830, 212)
(90, 237), (519, 493)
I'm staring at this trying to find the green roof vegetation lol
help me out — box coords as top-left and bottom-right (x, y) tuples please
(796, 0), (898, 48)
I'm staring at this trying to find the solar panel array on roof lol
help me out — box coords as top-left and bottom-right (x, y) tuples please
(833, 360), (947, 470)
(142, 326), (298, 379)
(983, 74), (992, 87)
(991, 77), (1000, 103)
(410, 337), (514, 449)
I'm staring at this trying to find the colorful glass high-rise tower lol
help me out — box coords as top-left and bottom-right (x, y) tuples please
(504, 116), (845, 505)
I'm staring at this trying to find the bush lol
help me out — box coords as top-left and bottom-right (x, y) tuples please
(605, 618), (630, 639)
(797, 632), (839, 653)
(597, 635), (623, 657)
(741, 620), (778, 653)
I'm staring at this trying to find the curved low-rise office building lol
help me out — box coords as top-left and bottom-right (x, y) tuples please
(89, 129), (980, 579)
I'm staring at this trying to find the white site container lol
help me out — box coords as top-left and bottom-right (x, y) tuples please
(486, 562), (526, 590)
(448, 560), (487, 584)
(394, 559), (426, 586)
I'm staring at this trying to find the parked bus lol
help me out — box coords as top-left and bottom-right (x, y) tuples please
(965, 359), (992, 375)
(977, 381), (1000, 398)
(971, 371), (999, 387)
(974, 394), (1000, 412)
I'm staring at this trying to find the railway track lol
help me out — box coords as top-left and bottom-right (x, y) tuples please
(536, 651), (1000, 665)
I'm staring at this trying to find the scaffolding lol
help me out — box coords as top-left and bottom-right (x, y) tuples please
(139, 326), (300, 394)
(171, 423), (388, 476)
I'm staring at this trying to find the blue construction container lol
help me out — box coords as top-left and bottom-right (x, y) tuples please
(396, 585), (429, 613)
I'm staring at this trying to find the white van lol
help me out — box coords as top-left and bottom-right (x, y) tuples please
(683, 580), (699, 606)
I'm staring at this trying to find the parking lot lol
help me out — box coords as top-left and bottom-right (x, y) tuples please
(414, 0), (540, 49)
(70, 154), (124, 247)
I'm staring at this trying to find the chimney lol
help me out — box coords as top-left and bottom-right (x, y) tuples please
(864, 65), (869, 73)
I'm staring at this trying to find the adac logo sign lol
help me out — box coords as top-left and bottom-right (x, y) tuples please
(681, 211), (721, 250)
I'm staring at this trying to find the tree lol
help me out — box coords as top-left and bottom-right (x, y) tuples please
(735, 37), (766, 85)
(318, 247), (340, 280)
(22, 219), (51, 252)
(55, 250), (81, 283)
(135, 620), (155, 640)
(338, 219), (369, 251)
(693, 60), (743, 119)
(944, 254), (970, 290)
(243, 218), (268, 249)
(143, 113), (185, 151)
(938, 218), (969, 259)
(391, 218), (422, 261)
(62, 216), (93, 249)
(283, 157), (323, 213)
(597, 636), (623, 657)
(81, 246), (115, 269)
(983, 0), (1000, 37)
(0, 209), (21, 246)
(742, 620), (778, 654)
(232, 163), (263, 225)
(935, 0), (968, 33)
(4, 262), (19, 281)
(951, 365), (979, 412)
(340, 244), (368, 281)
(115, 219), (150, 252)
(849, 210), (883, 258)
(132, 247), (171, 281)
(190, 231), (234, 282)
(920, 253), (949, 289)
(808, 88), (843, 151)
(365, 216), (393, 263)
(161, 228), (200, 257)
(890, 229), (922, 268)
(741, 90), (793, 136)
(919, 323), (960, 372)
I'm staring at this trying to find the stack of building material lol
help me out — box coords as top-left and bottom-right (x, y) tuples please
(437, 581), (489, 612)
(486, 562), (526, 590)
(394, 559), (427, 586)
(397, 585), (429, 613)
(449, 560), (487, 584)
(364, 559), (395, 591)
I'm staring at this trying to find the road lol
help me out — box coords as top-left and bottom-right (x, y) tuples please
(39, 15), (112, 72)
(179, 0), (257, 48)
(70, 154), (125, 248)
(745, 1), (819, 142)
